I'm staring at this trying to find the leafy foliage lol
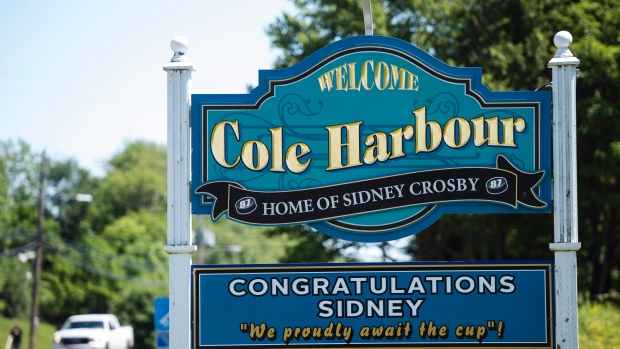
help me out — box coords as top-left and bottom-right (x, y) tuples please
(89, 141), (167, 232)
(266, 0), (620, 301)
(0, 140), (40, 234)
(265, 225), (359, 263)
(110, 286), (163, 349)
(0, 139), (293, 347)
(0, 258), (31, 318)
(579, 301), (620, 348)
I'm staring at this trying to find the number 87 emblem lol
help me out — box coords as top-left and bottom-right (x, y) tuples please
(486, 177), (508, 194)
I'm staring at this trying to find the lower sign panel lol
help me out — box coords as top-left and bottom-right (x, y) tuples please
(192, 262), (553, 348)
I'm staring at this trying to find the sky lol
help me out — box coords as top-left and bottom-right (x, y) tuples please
(0, 0), (411, 259)
(0, 0), (297, 177)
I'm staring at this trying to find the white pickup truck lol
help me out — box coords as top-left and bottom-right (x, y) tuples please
(53, 314), (134, 349)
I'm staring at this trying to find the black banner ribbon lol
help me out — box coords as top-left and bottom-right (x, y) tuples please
(196, 155), (546, 225)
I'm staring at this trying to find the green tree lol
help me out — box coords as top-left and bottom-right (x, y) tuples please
(0, 258), (31, 318)
(52, 141), (170, 348)
(265, 225), (360, 263)
(36, 139), (295, 347)
(0, 140), (38, 316)
(88, 141), (167, 232)
(45, 158), (97, 241)
(0, 140), (168, 345)
(0, 140), (40, 237)
(110, 286), (162, 349)
(198, 217), (293, 265)
(266, 0), (620, 300)
(0, 140), (188, 346)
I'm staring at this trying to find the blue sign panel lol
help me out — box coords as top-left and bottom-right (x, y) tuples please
(154, 297), (169, 331)
(191, 35), (551, 242)
(155, 331), (169, 349)
(192, 262), (553, 348)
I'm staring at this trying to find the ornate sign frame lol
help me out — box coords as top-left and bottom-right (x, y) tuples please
(191, 36), (551, 242)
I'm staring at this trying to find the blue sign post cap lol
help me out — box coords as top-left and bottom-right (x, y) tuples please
(191, 35), (551, 242)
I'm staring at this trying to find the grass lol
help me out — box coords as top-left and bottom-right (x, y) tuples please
(0, 317), (57, 349)
(579, 301), (620, 348)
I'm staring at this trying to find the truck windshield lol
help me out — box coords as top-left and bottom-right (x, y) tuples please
(64, 321), (105, 329)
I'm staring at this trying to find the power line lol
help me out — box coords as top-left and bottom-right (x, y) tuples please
(0, 228), (38, 240)
(46, 236), (167, 272)
(42, 240), (166, 287)
(0, 228), (168, 283)
(1, 235), (168, 279)
(0, 240), (38, 258)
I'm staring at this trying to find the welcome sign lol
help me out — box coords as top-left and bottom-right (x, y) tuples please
(192, 262), (553, 348)
(191, 36), (551, 241)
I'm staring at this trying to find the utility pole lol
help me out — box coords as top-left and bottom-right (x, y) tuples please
(29, 150), (46, 349)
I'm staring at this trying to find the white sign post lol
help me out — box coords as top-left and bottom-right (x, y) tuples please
(164, 37), (196, 349)
(549, 31), (581, 348)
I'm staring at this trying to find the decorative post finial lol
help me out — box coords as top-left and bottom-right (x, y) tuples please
(553, 30), (573, 58)
(170, 36), (189, 62)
